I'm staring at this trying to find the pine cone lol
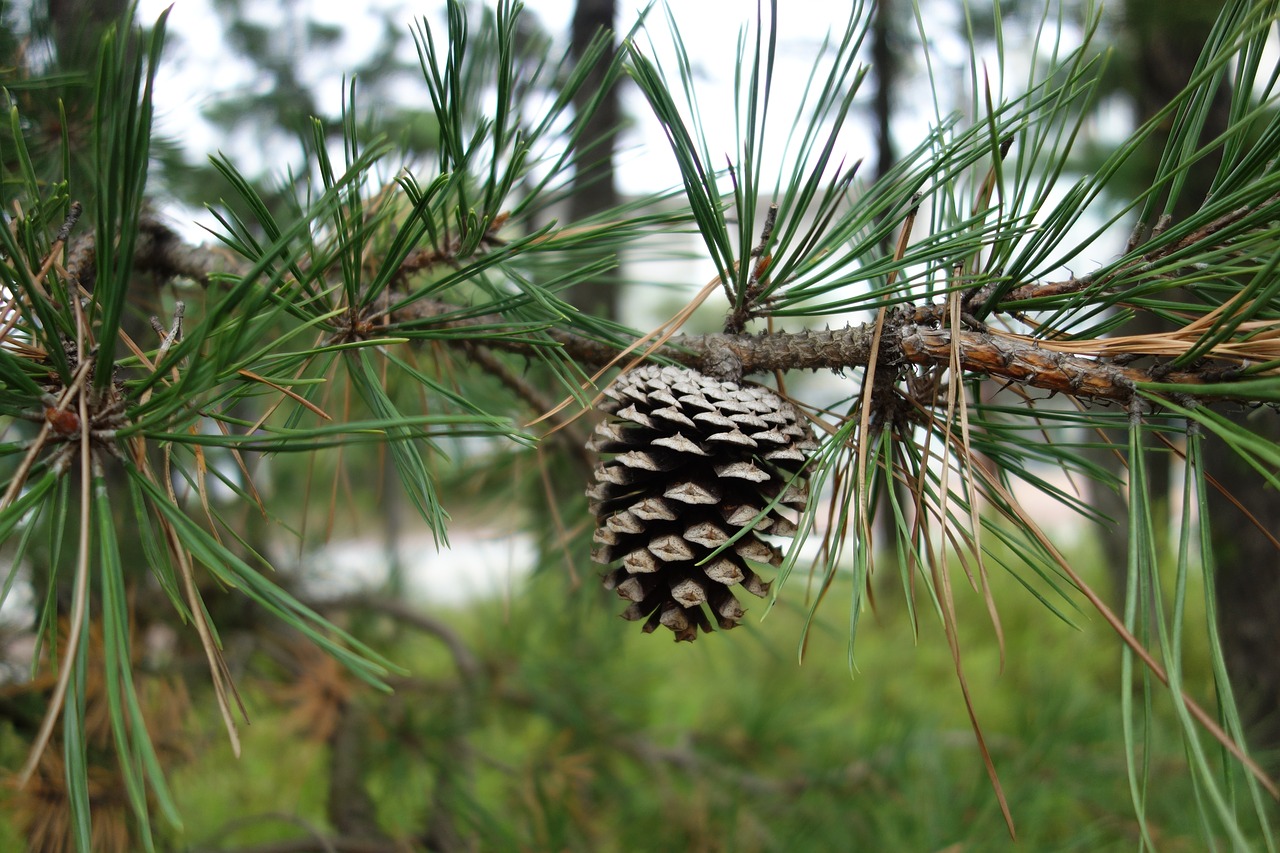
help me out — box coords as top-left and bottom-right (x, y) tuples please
(586, 364), (816, 641)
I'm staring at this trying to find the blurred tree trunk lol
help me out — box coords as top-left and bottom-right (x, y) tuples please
(566, 0), (621, 319)
(870, 0), (909, 581)
(1095, 0), (1226, 583)
(871, 0), (895, 187)
(1117, 0), (1280, 765)
(1119, 0), (1229, 625)
(1208, 436), (1280, 766)
(47, 0), (127, 68)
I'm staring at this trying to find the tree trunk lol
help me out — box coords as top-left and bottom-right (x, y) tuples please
(1096, 0), (1227, 588)
(871, 0), (896, 188)
(1122, 0), (1280, 764)
(47, 0), (128, 69)
(566, 0), (621, 319)
(1206, 449), (1280, 767)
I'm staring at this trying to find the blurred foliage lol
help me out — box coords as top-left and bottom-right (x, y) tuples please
(1, 0), (1280, 849)
(0, 547), (1263, 851)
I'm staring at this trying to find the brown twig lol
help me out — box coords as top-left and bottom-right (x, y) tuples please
(392, 297), (1277, 407)
(326, 701), (388, 842)
(312, 595), (482, 685)
(193, 838), (404, 853)
(1145, 192), (1280, 262)
(66, 213), (236, 291)
(86, 221), (1273, 410)
(724, 203), (779, 334)
(966, 193), (1280, 313)
(463, 342), (593, 468)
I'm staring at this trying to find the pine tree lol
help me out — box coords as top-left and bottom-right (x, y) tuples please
(2, 0), (1280, 847)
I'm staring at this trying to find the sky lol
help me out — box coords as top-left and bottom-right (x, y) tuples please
(119, 0), (924, 594)
(134, 1), (944, 215)
(4, 1), (1158, 600)
(124, 0), (1136, 339)
(124, 0), (1140, 305)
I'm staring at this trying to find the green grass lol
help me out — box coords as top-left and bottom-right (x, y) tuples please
(2, 534), (1274, 851)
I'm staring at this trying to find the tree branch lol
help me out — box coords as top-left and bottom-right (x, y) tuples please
(394, 299), (1266, 406)
(194, 838), (403, 853)
(312, 594), (482, 685)
(118, 228), (1274, 409)
(326, 700), (389, 842)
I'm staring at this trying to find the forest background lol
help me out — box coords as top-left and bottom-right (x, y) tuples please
(1, 0), (1279, 850)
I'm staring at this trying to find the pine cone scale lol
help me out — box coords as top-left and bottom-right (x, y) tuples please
(585, 364), (815, 642)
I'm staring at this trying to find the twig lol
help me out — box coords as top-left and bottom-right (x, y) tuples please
(464, 342), (592, 468)
(62, 212), (235, 293)
(326, 701), (388, 842)
(194, 839), (403, 853)
(21, 201), (84, 305)
(1145, 193), (1280, 262)
(80, 224), (1272, 409)
(395, 294), (1280, 406)
(725, 203), (779, 334)
(312, 595), (482, 685)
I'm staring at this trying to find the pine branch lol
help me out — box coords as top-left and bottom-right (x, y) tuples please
(459, 342), (593, 467)
(313, 594), (481, 685)
(57, 211), (1275, 433)
(63, 211), (246, 290)
(394, 298), (1268, 407)
(95, 225), (1274, 409)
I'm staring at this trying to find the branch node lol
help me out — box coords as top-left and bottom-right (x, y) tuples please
(701, 336), (743, 383)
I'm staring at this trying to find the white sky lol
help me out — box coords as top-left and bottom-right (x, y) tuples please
(131, 0), (1123, 287)
(136, 1), (936, 202)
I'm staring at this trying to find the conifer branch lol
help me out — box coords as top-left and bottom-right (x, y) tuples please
(394, 298), (1270, 407)
(78, 222), (1276, 413)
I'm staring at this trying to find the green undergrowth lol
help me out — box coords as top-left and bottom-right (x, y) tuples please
(3, 535), (1274, 851)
